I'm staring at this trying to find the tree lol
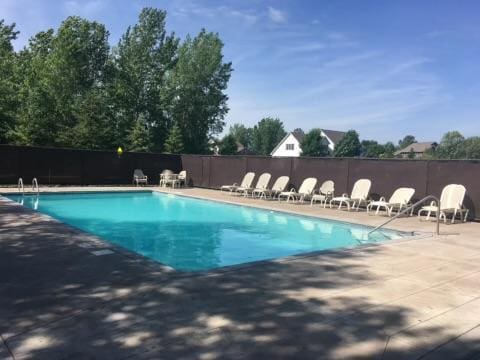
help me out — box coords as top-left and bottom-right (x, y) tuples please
(228, 123), (252, 149)
(127, 115), (153, 152)
(435, 131), (466, 159)
(219, 134), (237, 155)
(0, 20), (19, 143)
(464, 136), (480, 159)
(380, 142), (396, 158)
(112, 8), (179, 151)
(398, 135), (417, 149)
(164, 123), (184, 154)
(360, 140), (385, 158)
(163, 29), (232, 154)
(251, 117), (286, 155)
(300, 128), (330, 157)
(334, 130), (361, 157)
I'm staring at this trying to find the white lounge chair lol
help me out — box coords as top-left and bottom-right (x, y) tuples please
(367, 187), (415, 216)
(310, 180), (335, 208)
(133, 169), (148, 186)
(174, 170), (187, 187)
(253, 176), (290, 199)
(278, 177), (317, 203)
(237, 173), (271, 197)
(330, 179), (371, 211)
(220, 172), (255, 194)
(159, 169), (173, 187)
(418, 184), (469, 223)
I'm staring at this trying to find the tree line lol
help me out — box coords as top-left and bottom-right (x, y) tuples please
(0, 8), (232, 154)
(220, 118), (480, 159)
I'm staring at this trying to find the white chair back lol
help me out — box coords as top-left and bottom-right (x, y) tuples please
(298, 177), (317, 195)
(351, 179), (371, 200)
(319, 180), (335, 195)
(255, 173), (271, 189)
(272, 176), (290, 192)
(442, 184), (466, 210)
(133, 169), (145, 178)
(178, 170), (186, 180)
(388, 187), (415, 205)
(240, 172), (255, 188)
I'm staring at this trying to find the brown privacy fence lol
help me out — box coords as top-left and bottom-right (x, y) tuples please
(181, 155), (480, 220)
(0, 145), (181, 186)
(1, 145), (479, 219)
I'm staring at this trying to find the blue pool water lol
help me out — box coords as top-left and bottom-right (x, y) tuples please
(6, 192), (404, 271)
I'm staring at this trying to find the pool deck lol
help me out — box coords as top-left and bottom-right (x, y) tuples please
(1, 186), (480, 359)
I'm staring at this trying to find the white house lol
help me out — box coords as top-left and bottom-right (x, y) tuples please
(270, 129), (346, 157)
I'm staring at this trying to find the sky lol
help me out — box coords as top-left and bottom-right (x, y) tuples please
(1, 0), (480, 143)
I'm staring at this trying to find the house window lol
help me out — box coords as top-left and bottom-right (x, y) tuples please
(286, 143), (295, 150)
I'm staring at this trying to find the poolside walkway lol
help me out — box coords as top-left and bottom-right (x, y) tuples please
(1, 186), (480, 359)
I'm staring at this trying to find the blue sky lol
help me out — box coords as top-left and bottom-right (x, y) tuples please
(2, 0), (480, 142)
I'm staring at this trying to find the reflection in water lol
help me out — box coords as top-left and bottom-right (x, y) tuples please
(7, 192), (402, 271)
(299, 219), (315, 231)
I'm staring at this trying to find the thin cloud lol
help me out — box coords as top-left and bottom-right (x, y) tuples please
(322, 51), (382, 67)
(268, 7), (287, 23)
(64, 0), (107, 17)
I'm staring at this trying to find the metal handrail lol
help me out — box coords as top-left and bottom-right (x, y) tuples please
(32, 178), (39, 194)
(18, 178), (24, 193)
(368, 195), (440, 236)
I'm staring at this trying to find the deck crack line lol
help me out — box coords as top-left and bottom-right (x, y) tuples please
(1, 334), (15, 360)
(416, 323), (480, 359)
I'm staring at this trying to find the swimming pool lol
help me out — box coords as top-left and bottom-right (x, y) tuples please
(6, 191), (405, 271)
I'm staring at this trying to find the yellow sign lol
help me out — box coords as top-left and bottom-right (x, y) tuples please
(117, 147), (123, 156)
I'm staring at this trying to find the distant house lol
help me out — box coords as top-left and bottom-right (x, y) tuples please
(270, 129), (346, 157)
(394, 142), (438, 159)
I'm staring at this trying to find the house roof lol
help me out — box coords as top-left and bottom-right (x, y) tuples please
(291, 129), (305, 143)
(394, 142), (437, 155)
(321, 129), (346, 145)
(270, 132), (301, 155)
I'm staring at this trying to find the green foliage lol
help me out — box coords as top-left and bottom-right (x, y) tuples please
(219, 134), (238, 155)
(228, 123), (252, 149)
(0, 20), (19, 143)
(334, 130), (361, 157)
(112, 8), (179, 151)
(380, 142), (396, 158)
(164, 123), (184, 154)
(300, 128), (330, 157)
(435, 131), (466, 159)
(251, 117), (286, 155)
(127, 115), (153, 152)
(1, 8), (232, 153)
(464, 136), (480, 159)
(360, 140), (385, 158)
(398, 135), (417, 149)
(162, 29), (232, 154)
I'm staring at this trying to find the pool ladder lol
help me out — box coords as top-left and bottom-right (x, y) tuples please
(367, 195), (440, 237)
(17, 177), (39, 195)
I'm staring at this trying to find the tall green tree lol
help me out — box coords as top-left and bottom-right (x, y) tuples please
(398, 135), (417, 149)
(334, 130), (361, 157)
(360, 140), (385, 158)
(219, 134), (237, 155)
(251, 117), (286, 155)
(228, 123), (252, 149)
(0, 20), (19, 143)
(164, 123), (184, 153)
(435, 131), (466, 159)
(380, 141), (396, 158)
(300, 128), (330, 157)
(127, 114), (153, 152)
(112, 8), (179, 151)
(163, 29), (232, 154)
(464, 136), (480, 159)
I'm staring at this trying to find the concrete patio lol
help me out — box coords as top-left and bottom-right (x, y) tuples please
(1, 186), (480, 359)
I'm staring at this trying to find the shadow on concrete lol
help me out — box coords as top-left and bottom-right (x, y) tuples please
(1, 200), (479, 359)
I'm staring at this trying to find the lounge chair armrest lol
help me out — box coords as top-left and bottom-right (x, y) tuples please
(290, 188), (297, 193)
(379, 196), (386, 202)
(342, 193), (348, 197)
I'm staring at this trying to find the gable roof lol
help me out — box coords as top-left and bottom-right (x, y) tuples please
(394, 142), (437, 155)
(291, 129), (305, 143)
(270, 132), (301, 155)
(321, 129), (346, 145)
